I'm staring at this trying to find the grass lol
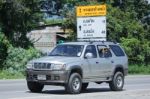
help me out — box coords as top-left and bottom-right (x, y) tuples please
(128, 64), (150, 74)
(0, 70), (25, 79)
(0, 64), (150, 79)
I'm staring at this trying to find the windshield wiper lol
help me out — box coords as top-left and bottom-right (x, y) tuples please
(49, 54), (63, 56)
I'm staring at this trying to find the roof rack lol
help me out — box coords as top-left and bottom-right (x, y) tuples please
(77, 39), (117, 44)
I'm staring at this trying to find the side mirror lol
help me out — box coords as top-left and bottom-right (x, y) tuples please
(85, 53), (93, 59)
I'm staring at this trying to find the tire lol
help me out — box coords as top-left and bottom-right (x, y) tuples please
(109, 72), (124, 91)
(65, 73), (82, 94)
(27, 81), (44, 93)
(81, 83), (89, 90)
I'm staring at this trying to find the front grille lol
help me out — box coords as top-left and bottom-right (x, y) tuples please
(33, 63), (51, 70)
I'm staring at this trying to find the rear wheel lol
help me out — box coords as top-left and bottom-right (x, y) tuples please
(109, 72), (124, 91)
(65, 73), (82, 94)
(27, 81), (44, 92)
(81, 83), (89, 90)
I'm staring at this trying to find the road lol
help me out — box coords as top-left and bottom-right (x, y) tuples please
(0, 75), (150, 99)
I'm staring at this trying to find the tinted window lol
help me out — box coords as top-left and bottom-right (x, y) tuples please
(85, 45), (97, 58)
(109, 45), (125, 56)
(49, 45), (84, 57)
(97, 45), (112, 58)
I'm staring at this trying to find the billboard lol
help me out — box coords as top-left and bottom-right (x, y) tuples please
(76, 5), (106, 17)
(77, 16), (106, 39)
(76, 5), (107, 41)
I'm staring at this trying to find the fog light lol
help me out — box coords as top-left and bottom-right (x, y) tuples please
(46, 75), (51, 80)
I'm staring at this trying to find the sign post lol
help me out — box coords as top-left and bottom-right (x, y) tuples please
(76, 5), (107, 41)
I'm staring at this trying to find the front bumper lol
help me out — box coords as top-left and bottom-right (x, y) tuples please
(26, 69), (70, 85)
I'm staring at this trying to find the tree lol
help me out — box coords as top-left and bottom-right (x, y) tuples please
(0, 31), (10, 68)
(0, 0), (43, 48)
(61, 0), (104, 40)
(61, 0), (150, 65)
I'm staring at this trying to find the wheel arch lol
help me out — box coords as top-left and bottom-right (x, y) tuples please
(113, 65), (124, 75)
(69, 65), (83, 78)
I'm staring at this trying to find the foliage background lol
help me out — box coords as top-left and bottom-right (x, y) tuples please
(0, 0), (42, 78)
(0, 0), (150, 79)
(62, 0), (150, 66)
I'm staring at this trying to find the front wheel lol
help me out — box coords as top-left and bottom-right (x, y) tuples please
(109, 72), (124, 91)
(27, 81), (44, 93)
(65, 73), (82, 94)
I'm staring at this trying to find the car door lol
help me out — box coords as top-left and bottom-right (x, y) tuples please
(83, 45), (100, 79)
(96, 45), (113, 78)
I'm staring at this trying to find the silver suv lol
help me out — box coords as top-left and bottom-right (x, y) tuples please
(26, 41), (128, 94)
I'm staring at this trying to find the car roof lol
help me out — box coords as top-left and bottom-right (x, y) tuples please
(62, 41), (118, 45)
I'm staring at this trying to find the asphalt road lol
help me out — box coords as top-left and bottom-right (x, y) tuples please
(0, 75), (150, 99)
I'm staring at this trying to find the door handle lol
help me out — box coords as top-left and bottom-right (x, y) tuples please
(96, 62), (99, 64)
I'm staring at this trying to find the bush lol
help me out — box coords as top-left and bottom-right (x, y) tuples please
(0, 32), (10, 69)
(4, 46), (42, 73)
(121, 38), (145, 64)
(0, 70), (24, 79)
(129, 64), (150, 74)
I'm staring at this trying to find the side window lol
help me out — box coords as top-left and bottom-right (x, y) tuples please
(84, 45), (97, 58)
(109, 45), (125, 56)
(97, 45), (112, 58)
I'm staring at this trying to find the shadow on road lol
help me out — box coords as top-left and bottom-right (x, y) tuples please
(37, 88), (112, 95)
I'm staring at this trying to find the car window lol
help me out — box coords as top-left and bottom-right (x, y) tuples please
(109, 45), (125, 56)
(49, 45), (84, 57)
(84, 45), (97, 58)
(97, 45), (112, 58)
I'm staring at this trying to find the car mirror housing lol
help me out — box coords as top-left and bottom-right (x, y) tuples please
(85, 53), (93, 59)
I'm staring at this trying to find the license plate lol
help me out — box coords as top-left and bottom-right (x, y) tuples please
(37, 75), (46, 80)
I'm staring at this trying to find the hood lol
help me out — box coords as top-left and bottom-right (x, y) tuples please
(31, 56), (81, 64)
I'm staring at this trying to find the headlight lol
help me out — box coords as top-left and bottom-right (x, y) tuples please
(26, 63), (33, 69)
(51, 63), (66, 70)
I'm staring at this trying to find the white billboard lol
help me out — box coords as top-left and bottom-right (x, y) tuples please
(77, 16), (106, 41)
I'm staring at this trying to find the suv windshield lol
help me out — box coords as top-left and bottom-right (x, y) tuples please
(49, 45), (84, 57)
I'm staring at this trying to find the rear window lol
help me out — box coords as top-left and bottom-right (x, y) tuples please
(109, 45), (125, 56)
